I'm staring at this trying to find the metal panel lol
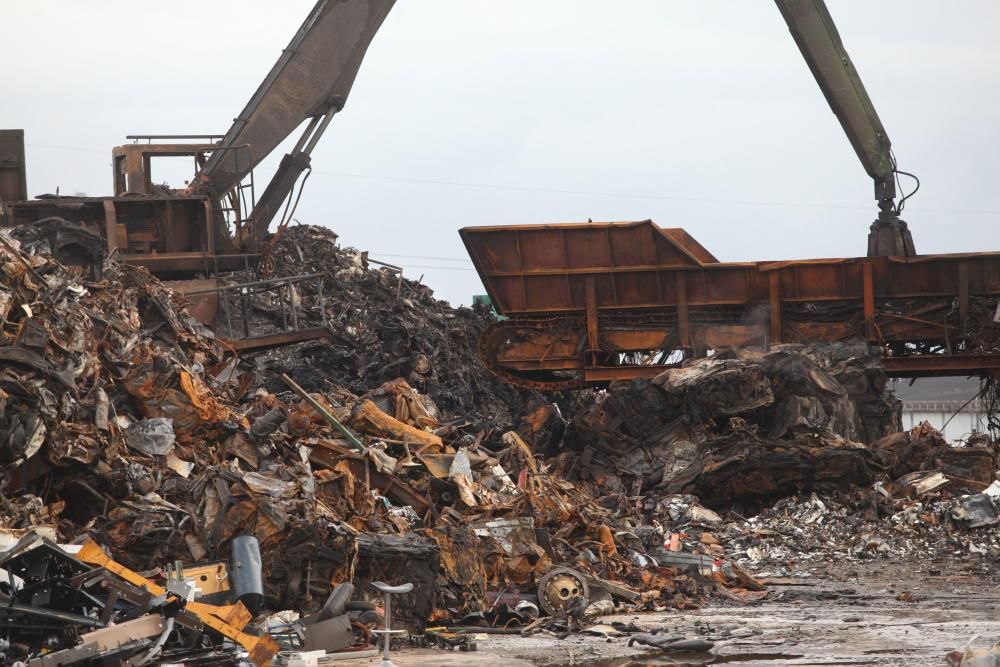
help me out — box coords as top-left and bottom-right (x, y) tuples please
(463, 221), (1000, 316)
(0, 129), (27, 202)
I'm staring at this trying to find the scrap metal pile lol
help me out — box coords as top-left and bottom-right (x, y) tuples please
(4, 222), (1000, 665)
(241, 224), (538, 426)
(0, 228), (754, 664)
(564, 341), (905, 511)
(0, 534), (278, 666)
(722, 423), (1000, 571)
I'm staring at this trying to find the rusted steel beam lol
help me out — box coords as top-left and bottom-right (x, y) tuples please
(125, 253), (254, 274)
(959, 261), (970, 336)
(768, 271), (781, 344)
(585, 275), (599, 362)
(677, 272), (691, 348)
(584, 366), (666, 382)
(225, 326), (329, 351)
(863, 262), (875, 340)
(883, 354), (1000, 378)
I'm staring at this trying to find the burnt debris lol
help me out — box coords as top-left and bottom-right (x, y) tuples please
(1, 224), (998, 666)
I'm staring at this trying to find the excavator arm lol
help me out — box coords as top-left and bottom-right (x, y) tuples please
(193, 0), (395, 247)
(775, 0), (915, 256)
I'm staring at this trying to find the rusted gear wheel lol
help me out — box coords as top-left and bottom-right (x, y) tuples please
(537, 567), (590, 616)
(477, 319), (586, 391)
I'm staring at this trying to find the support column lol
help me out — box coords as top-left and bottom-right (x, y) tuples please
(768, 271), (781, 345)
(863, 262), (875, 340)
(585, 276), (599, 365)
(959, 262), (970, 337)
(676, 272), (691, 348)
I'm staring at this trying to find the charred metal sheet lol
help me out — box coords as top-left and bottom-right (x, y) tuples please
(165, 278), (220, 326)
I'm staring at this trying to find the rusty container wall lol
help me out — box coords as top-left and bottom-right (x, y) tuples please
(459, 220), (733, 316)
(0, 130), (28, 203)
(461, 221), (1000, 317)
(464, 220), (1000, 383)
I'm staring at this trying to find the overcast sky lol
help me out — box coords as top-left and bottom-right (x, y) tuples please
(8, 1), (1000, 306)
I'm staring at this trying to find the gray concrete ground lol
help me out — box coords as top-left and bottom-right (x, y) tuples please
(345, 562), (1000, 665)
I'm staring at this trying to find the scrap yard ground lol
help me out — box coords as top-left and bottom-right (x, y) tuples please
(5, 1), (1000, 666)
(349, 568), (1000, 666)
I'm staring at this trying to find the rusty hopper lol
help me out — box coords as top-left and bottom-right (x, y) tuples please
(461, 220), (1000, 390)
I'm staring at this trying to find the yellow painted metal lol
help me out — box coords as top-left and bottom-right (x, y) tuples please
(77, 540), (279, 666)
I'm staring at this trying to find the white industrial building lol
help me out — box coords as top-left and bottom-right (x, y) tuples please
(891, 377), (987, 444)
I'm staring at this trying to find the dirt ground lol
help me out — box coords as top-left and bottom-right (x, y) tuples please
(355, 560), (1000, 666)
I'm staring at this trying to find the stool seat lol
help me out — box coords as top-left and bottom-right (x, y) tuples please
(371, 580), (413, 666)
(372, 581), (413, 595)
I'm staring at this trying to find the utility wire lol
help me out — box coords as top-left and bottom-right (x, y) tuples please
(941, 391), (983, 432)
(27, 143), (108, 155)
(373, 252), (472, 263)
(25, 141), (1000, 216)
(397, 264), (477, 272)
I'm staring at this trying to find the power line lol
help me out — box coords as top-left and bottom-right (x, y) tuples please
(298, 167), (1000, 216)
(27, 143), (107, 155)
(24, 141), (1000, 216)
(372, 252), (472, 263)
(398, 264), (477, 272)
(308, 167), (882, 211)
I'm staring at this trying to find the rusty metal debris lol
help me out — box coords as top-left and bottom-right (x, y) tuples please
(0, 227), (762, 665)
(5, 221), (1000, 665)
(239, 225), (546, 426)
(537, 567), (590, 618)
(0, 532), (268, 667)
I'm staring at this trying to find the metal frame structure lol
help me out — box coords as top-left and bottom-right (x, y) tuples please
(462, 221), (1000, 389)
(185, 273), (329, 351)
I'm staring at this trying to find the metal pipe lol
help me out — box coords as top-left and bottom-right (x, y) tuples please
(185, 272), (322, 295)
(291, 115), (323, 154)
(126, 134), (222, 141)
(222, 288), (234, 340)
(302, 109), (338, 155)
(279, 285), (288, 329)
(288, 280), (299, 331)
(383, 593), (392, 662)
(240, 287), (251, 338)
(280, 373), (365, 451)
(317, 278), (327, 326)
(366, 257), (402, 272)
(364, 257), (404, 299)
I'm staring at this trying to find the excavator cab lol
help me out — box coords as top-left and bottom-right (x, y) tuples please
(109, 136), (262, 264)
(3, 0), (396, 282)
(108, 137), (221, 264)
(112, 138), (216, 197)
(1, 133), (262, 278)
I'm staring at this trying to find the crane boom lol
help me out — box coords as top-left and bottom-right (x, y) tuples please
(193, 0), (395, 243)
(775, 0), (915, 256)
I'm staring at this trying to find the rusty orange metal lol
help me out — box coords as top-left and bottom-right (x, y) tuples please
(461, 220), (1000, 388)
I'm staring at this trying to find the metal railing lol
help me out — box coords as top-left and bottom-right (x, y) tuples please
(186, 273), (326, 343)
